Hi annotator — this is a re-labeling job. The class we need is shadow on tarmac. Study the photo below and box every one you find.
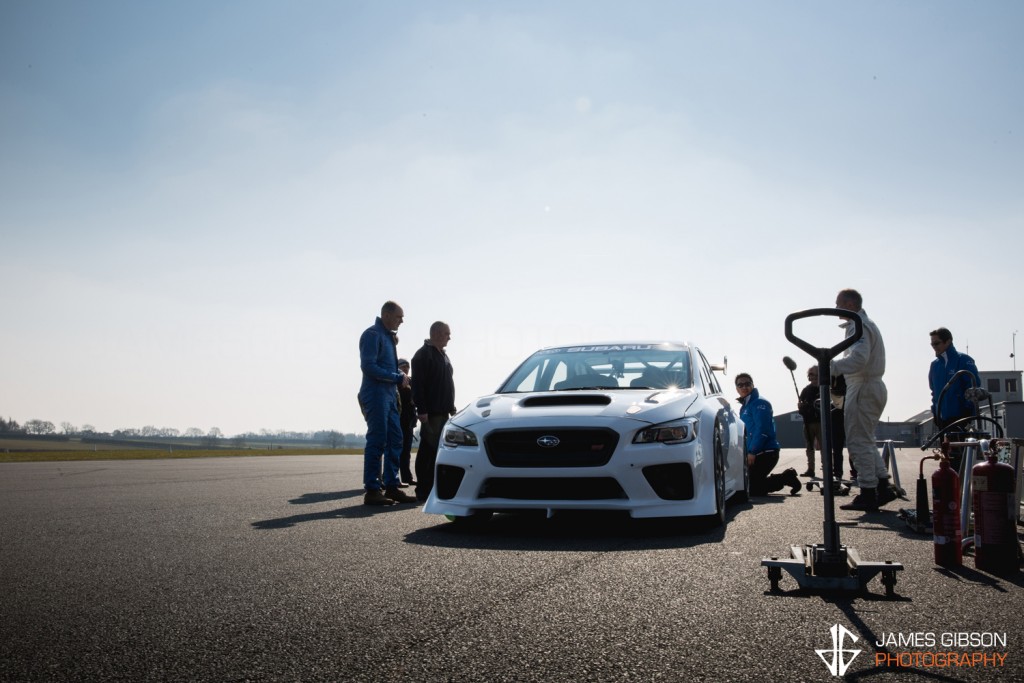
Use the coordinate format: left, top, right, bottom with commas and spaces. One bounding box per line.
287, 490, 361, 505
836, 596, 967, 683
251, 488, 416, 529
830, 508, 1024, 590
933, 563, 1024, 591
762, 583, 913, 603
401, 500, 759, 551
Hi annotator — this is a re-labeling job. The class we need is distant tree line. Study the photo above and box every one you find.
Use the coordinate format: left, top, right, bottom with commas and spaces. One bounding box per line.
1, 417, 362, 448
1, 417, 66, 435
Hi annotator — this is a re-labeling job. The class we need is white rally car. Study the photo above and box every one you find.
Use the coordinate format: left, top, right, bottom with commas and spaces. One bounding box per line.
423, 342, 748, 527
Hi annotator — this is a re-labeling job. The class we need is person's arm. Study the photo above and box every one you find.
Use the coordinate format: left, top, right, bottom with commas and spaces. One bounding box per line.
447, 359, 457, 415
798, 385, 816, 418
411, 349, 430, 418
832, 320, 873, 376
963, 356, 981, 389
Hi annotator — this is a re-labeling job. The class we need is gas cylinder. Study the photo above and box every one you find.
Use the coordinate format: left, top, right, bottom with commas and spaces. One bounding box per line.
971, 454, 1020, 576
931, 459, 961, 567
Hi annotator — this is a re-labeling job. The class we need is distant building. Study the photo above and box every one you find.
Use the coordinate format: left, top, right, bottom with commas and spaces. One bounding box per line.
979, 370, 1022, 404
775, 369, 1024, 450
775, 411, 809, 450
776, 411, 923, 449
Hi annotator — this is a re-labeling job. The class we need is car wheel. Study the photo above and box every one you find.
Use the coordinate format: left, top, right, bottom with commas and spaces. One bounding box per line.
703, 422, 727, 527
734, 439, 750, 504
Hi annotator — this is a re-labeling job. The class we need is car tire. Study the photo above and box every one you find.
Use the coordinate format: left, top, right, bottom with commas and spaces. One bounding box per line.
734, 440, 750, 504
703, 421, 727, 528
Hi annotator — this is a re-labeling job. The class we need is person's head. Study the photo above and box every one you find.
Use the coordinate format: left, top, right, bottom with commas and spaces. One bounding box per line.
735, 373, 754, 398
807, 366, 819, 382
835, 288, 862, 313
380, 301, 404, 331
929, 327, 953, 357
429, 321, 451, 350
397, 358, 410, 374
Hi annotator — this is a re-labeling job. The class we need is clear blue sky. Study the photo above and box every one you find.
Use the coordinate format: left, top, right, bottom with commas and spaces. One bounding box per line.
2, 1, 1021, 436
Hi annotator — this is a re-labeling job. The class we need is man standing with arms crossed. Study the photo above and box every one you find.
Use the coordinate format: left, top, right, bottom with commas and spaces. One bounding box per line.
358, 301, 417, 506
831, 289, 898, 512
412, 321, 456, 502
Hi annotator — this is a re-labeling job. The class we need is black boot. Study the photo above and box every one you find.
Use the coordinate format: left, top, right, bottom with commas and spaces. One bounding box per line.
384, 487, 419, 504
765, 468, 802, 496
875, 478, 898, 506
784, 468, 802, 495
840, 487, 878, 511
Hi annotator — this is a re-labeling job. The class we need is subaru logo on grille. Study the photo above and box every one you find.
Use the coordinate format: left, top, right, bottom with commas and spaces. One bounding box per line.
537, 435, 560, 448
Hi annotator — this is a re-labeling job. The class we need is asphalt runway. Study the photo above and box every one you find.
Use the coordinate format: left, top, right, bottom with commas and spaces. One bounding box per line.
2, 449, 1021, 682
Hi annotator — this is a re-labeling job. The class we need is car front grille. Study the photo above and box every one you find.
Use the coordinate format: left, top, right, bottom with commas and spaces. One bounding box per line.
484, 428, 619, 467
479, 477, 627, 500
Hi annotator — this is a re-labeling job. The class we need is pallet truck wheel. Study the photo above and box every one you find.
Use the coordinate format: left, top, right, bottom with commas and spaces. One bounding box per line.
767, 566, 782, 592
881, 570, 897, 598
805, 482, 813, 492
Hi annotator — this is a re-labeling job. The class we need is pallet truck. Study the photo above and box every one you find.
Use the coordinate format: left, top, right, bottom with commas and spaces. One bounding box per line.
762, 308, 903, 597
808, 440, 910, 498
806, 478, 852, 496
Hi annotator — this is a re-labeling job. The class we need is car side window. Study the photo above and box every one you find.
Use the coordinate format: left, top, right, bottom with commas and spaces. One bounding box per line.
697, 350, 721, 396
708, 362, 722, 395
695, 355, 710, 395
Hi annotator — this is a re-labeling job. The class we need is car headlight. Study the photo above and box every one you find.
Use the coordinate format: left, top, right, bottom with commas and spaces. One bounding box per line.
443, 424, 479, 447
633, 418, 698, 445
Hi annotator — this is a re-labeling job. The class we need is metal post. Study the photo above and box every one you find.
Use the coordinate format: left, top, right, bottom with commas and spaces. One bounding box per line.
880, 440, 903, 493
818, 360, 838, 554
959, 438, 978, 552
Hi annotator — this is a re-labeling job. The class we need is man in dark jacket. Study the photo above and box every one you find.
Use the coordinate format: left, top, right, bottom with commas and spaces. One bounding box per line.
358, 301, 417, 506
412, 321, 455, 502
797, 366, 821, 477
396, 358, 417, 485
929, 327, 981, 427
929, 327, 981, 471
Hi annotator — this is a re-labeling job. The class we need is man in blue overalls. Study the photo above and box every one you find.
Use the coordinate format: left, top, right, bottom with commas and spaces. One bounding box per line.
358, 301, 417, 506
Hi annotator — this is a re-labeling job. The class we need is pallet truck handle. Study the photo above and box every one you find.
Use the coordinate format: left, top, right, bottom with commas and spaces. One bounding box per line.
785, 307, 863, 558
763, 308, 903, 597
784, 308, 863, 364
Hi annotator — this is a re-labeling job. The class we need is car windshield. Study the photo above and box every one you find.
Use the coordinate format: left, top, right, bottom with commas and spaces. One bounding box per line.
497, 344, 692, 392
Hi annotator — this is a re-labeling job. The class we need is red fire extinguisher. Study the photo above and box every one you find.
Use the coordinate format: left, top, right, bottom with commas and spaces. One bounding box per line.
972, 453, 1020, 576
932, 458, 962, 567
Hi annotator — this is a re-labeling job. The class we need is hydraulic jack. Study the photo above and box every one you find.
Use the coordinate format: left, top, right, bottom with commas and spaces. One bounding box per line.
761, 308, 903, 597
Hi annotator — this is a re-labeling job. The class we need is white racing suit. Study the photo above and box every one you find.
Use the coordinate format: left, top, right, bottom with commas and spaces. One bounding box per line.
831, 309, 889, 489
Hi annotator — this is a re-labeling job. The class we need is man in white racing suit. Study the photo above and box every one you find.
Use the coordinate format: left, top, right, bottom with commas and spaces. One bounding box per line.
830, 288, 898, 511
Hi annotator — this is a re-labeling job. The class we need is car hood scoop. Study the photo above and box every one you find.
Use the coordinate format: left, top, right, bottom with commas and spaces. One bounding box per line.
520, 395, 612, 408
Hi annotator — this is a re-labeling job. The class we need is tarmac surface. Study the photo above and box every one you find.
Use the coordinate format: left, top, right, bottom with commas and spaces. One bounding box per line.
1, 448, 1022, 682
